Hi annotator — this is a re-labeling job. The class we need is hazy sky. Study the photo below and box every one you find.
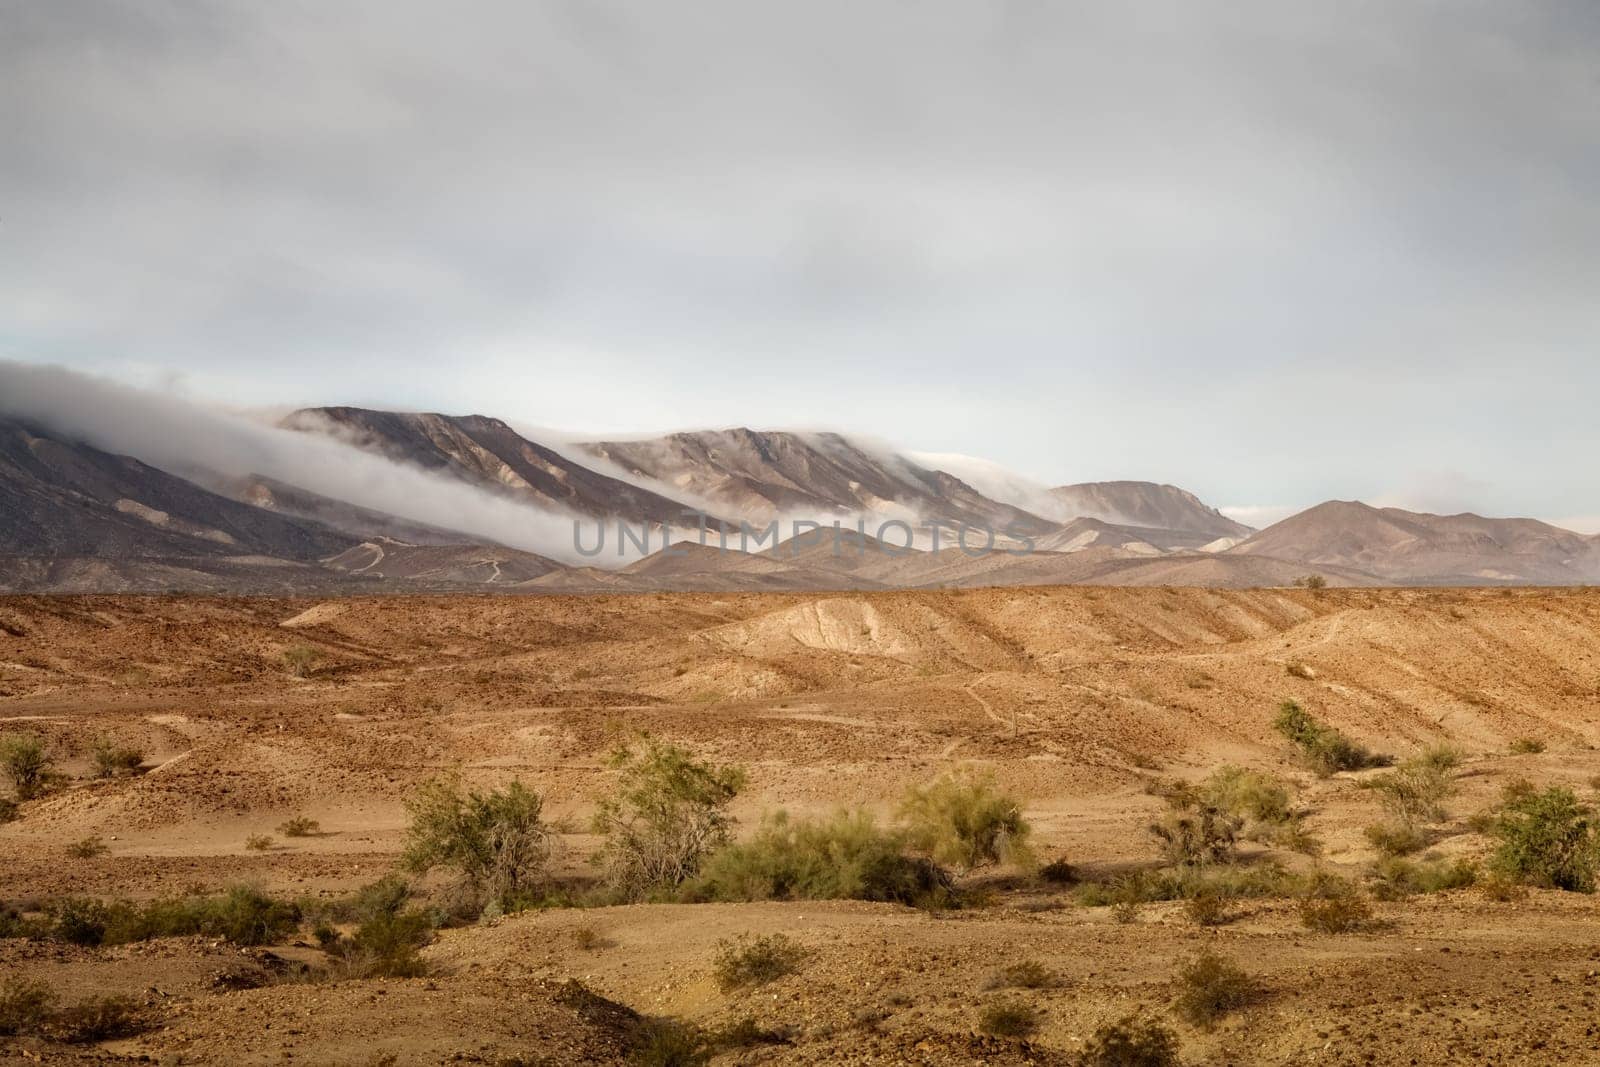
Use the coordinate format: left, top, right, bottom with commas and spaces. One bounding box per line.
4, 2, 1599, 528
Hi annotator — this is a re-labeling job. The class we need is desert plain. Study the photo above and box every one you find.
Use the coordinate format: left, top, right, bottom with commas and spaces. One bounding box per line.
4, 585, 1600, 1065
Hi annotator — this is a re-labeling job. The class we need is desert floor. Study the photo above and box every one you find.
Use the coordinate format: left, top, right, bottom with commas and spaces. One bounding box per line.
3, 586, 1600, 1064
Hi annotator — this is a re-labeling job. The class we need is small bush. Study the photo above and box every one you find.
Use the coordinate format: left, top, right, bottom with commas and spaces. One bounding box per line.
632, 1018, 709, 1066
1370, 856, 1477, 899
1416, 743, 1465, 772
691, 809, 954, 907
53, 995, 145, 1043
90, 737, 145, 778
49, 886, 299, 947
1076, 1012, 1181, 1066
592, 738, 744, 901
898, 767, 1033, 871
977, 999, 1041, 1039
1200, 766, 1292, 825
1294, 574, 1327, 590
1298, 876, 1372, 933
339, 910, 434, 978
712, 934, 805, 991
245, 833, 274, 851
281, 645, 319, 677
0, 797, 15, 824
1364, 821, 1429, 857
1173, 949, 1255, 1028
1183, 890, 1229, 926
1148, 787, 1241, 866
277, 815, 321, 837
0, 979, 56, 1036
1272, 700, 1388, 776
572, 925, 606, 951
1367, 757, 1456, 825
405, 775, 555, 911
1040, 857, 1077, 884
0, 733, 52, 800
67, 835, 108, 859
1509, 737, 1546, 755
1479, 873, 1528, 903
984, 959, 1056, 990
1490, 785, 1598, 892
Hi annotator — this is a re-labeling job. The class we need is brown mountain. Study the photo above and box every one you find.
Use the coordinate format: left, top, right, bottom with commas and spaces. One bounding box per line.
1049, 481, 1253, 540
285, 408, 700, 525
1227, 500, 1600, 584
581, 429, 1056, 535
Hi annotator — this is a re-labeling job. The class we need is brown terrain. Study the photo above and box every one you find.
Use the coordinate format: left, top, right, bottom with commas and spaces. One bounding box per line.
4, 586, 1600, 1064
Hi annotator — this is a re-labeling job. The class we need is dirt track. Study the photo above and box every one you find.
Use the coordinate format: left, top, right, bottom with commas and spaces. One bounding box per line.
3, 587, 1600, 1063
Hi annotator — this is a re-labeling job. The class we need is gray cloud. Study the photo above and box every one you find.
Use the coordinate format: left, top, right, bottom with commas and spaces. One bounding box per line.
3, 1, 1598, 522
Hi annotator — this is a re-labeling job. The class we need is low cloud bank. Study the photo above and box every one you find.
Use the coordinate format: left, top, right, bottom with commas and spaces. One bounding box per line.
0, 361, 600, 563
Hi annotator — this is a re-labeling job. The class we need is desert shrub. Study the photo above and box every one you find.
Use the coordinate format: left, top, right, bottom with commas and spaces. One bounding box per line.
1479, 873, 1528, 902
1367, 758, 1456, 824
1173, 949, 1255, 1028
632, 1018, 710, 1066
1298, 875, 1372, 933
898, 767, 1033, 871
0, 797, 15, 823
281, 644, 319, 677
1200, 766, 1292, 825
712, 934, 805, 991
0, 733, 52, 800
1370, 857, 1477, 899
90, 737, 145, 778
1294, 574, 1327, 590
0, 979, 56, 1036
52, 886, 299, 947
691, 809, 953, 907
984, 959, 1057, 990
1364, 821, 1429, 857
340, 910, 434, 978
1110, 895, 1142, 924
404, 775, 555, 911
53, 995, 145, 1043
245, 833, 274, 851
277, 815, 320, 837
1040, 857, 1077, 884
1272, 700, 1388, 776
67, 835, 108, 859
1509, 737, 1546, 755
1148, 787, 1241, 866
1076, 1012, 1181, 1066
592, 738, 744, 901
1416, 743, 1465, 772
705, 1016, 793, 1050
1490, 785, 1598, 892
977, 999, 1041, 1039
1183, 890, 1229, 926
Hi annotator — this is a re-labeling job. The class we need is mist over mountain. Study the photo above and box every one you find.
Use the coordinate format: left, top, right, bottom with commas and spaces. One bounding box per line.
1, 363, 1597, 593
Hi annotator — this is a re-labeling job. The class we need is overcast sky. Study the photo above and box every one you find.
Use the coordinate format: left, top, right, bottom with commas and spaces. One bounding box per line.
3, 1, 1599, 528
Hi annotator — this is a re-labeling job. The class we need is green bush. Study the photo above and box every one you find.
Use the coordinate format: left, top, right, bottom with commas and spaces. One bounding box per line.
404, 775, 554, 911
1200, 766, 1292, 824
1076, 862, 1293, 907
1272, 700, 1388, 776
977, 999, 1041, 1039
690, 809, 953, 907
90, 737, 145, 778
1183, 890, 1229, 926
281, 644, 319, 677
1076, 1012, 1181, 1066
277, 815, 320, 837
1173, 949, 1255, 1028
712, 933, 805, 991
592, 738, 744, 901
0, 733, 52, 800
898, 768, 1033, 871
49, 886, 299, 947
67, 835, 109, 859
1367, 757, 1456, 824
1490, 785, 1598, 892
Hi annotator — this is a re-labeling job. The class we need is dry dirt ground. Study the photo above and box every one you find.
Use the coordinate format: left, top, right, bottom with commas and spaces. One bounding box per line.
3, 587, 1600, 1064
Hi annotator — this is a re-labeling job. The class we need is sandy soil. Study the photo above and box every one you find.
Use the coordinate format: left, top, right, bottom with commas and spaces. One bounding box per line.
2, 586, 1600, 1064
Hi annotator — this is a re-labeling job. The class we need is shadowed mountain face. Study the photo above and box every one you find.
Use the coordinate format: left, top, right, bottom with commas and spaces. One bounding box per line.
0, 417, 353, 562
283, 408, 700, 526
